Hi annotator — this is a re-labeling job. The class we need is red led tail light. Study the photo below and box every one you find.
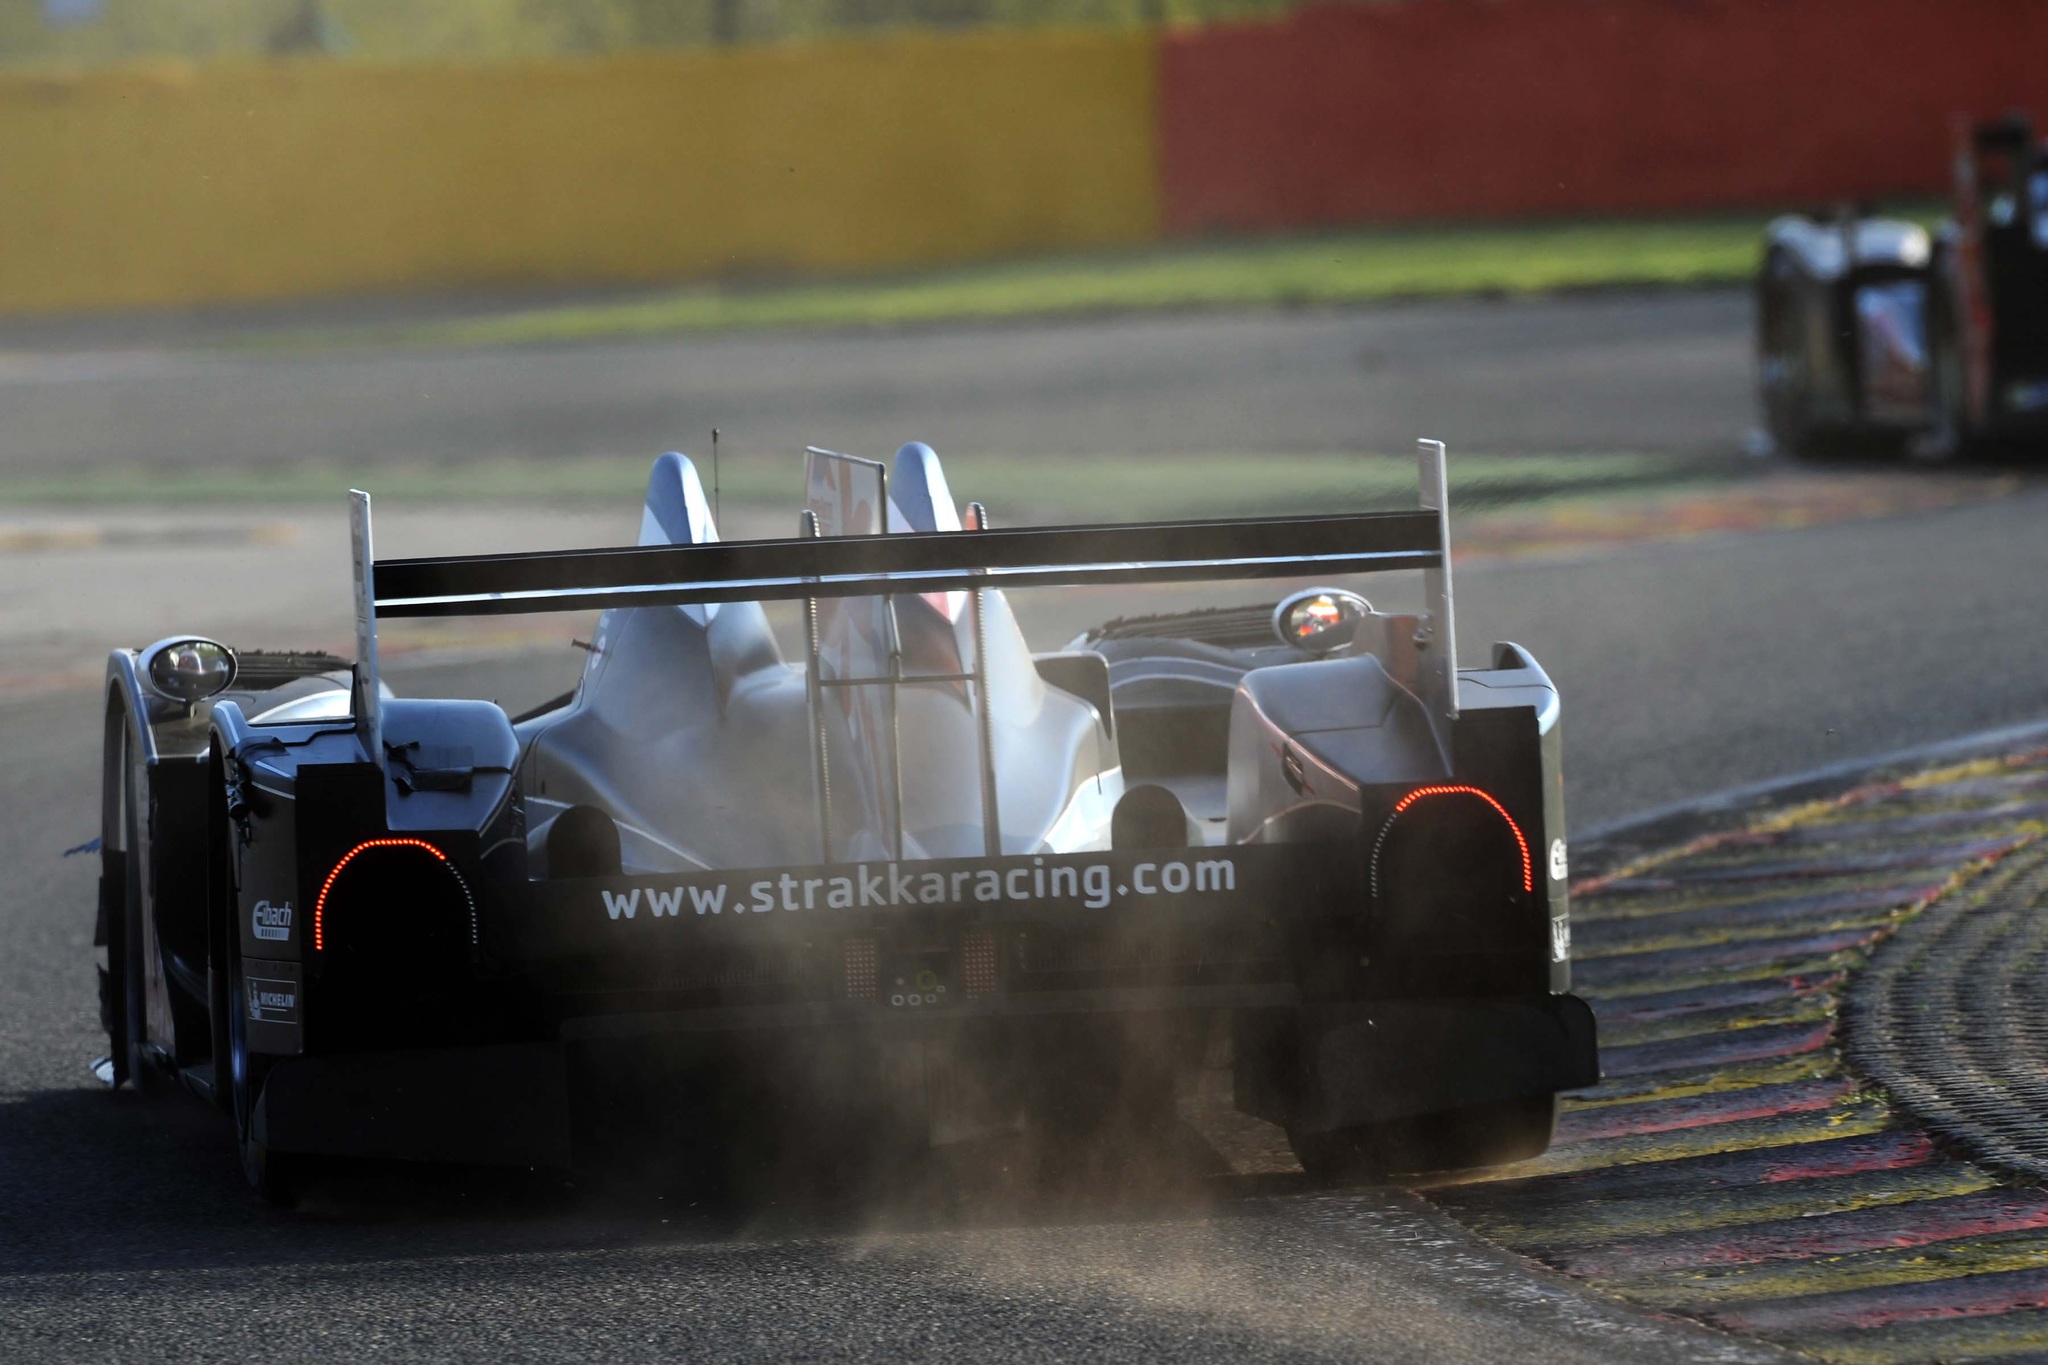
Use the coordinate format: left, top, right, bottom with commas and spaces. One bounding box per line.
313, 837, 467, 952
1383, 785, 1534, 894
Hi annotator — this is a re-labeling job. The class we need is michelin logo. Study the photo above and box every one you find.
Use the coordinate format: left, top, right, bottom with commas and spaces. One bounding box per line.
252, 899, 293, 942
246, 978, 297, 1024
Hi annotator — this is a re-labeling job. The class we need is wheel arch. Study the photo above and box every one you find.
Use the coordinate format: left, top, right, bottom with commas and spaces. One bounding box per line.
204, 742, 238, 1111
99, 661, 165, 1084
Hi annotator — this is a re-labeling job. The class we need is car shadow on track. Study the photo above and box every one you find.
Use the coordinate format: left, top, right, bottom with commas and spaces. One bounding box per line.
0, 1082, 1321, 1281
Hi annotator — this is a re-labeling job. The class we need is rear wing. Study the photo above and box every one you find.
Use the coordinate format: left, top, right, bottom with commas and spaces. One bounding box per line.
370, 514, 1443, 615
347, 438, 1461, 759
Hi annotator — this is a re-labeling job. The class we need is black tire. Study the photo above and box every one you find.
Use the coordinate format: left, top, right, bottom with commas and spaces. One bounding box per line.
227, 940, 309, 1207
1400, 1093, 1559, 1173
1291, 1093, 1558, 1184
1922, 246, 1975, 462
1758, 250, 1818, 458
1287, 1125, 1390, 1185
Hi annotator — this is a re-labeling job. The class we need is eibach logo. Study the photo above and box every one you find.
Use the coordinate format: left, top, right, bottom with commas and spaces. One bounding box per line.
252, 899, 293, 942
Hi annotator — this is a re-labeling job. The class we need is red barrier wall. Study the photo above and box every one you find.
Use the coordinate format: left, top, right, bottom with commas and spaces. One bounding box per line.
1160, 0, 2048, 233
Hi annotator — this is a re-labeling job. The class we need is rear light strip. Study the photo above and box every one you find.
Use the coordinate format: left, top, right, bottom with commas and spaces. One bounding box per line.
1374, 784, 1535, 898
313, 837, 471, 952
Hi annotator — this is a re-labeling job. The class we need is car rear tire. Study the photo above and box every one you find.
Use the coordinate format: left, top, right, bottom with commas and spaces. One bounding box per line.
1290, 1093, 1558, 1184
1758, 250, 1818, 458
1403, 1093, 1559, 1173
1287, 1125, 1390, 1184
1921, 245, 1976, 462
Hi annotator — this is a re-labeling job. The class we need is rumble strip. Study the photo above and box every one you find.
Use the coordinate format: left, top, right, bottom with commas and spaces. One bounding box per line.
1415, 750, 2048, 1365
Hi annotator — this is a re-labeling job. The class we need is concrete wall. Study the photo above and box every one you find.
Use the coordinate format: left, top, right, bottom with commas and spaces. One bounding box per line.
1159, 0, 2048, 233
0, 32, 1157, 313
8, 1, 2048, 314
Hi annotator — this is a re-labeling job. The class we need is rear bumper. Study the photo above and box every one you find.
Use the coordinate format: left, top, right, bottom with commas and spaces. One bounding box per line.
252, 990, 1598, 1166
556, 982, 1299, 1041
251, 994, 1271, 1167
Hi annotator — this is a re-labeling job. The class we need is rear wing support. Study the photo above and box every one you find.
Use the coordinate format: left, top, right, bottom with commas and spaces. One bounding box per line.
796, 451, 1004, 863
1416, 438, 1458, 726
965, 502, 1002, 858
797, 508, 833, 862
348, 490, 384, 771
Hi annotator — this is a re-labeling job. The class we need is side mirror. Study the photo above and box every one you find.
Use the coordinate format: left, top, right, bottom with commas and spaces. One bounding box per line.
1272, 589, 1370, 656
140, 637, 238, 705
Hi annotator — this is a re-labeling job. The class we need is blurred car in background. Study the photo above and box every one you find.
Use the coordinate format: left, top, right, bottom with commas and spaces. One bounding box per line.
1758, 114, 2048, 458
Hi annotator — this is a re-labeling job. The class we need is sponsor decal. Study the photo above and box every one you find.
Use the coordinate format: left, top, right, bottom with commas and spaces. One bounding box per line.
246, 977, 298, 1024
251, 899, 293, 942
596, 854, 1243, 922
1550, 917, 1572, 964
1548, 838, 1569, 882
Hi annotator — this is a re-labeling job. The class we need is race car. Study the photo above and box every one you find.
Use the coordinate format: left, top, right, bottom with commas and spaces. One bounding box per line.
1758, 114, 2048, 458
94, 439, 1596, 1203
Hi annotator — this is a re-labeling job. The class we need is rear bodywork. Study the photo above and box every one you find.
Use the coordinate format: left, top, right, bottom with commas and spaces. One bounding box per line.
1758, 114, 2048, 456
98, 440, 1596, 1184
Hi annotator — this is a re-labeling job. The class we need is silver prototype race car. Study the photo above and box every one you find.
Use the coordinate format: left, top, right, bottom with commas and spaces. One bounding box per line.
96, 439, 1597, 1202
1759, 114, 2048, 458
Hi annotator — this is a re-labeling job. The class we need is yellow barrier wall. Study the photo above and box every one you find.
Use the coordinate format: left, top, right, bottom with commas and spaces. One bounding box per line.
0, 32, 1157, 314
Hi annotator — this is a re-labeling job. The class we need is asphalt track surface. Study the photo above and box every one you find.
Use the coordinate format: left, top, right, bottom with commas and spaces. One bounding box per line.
2, 292, 2045, 1362
0, 289, 1753, 474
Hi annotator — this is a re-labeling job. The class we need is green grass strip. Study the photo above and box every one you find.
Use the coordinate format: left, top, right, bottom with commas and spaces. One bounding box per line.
294, 216, 1787, 350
